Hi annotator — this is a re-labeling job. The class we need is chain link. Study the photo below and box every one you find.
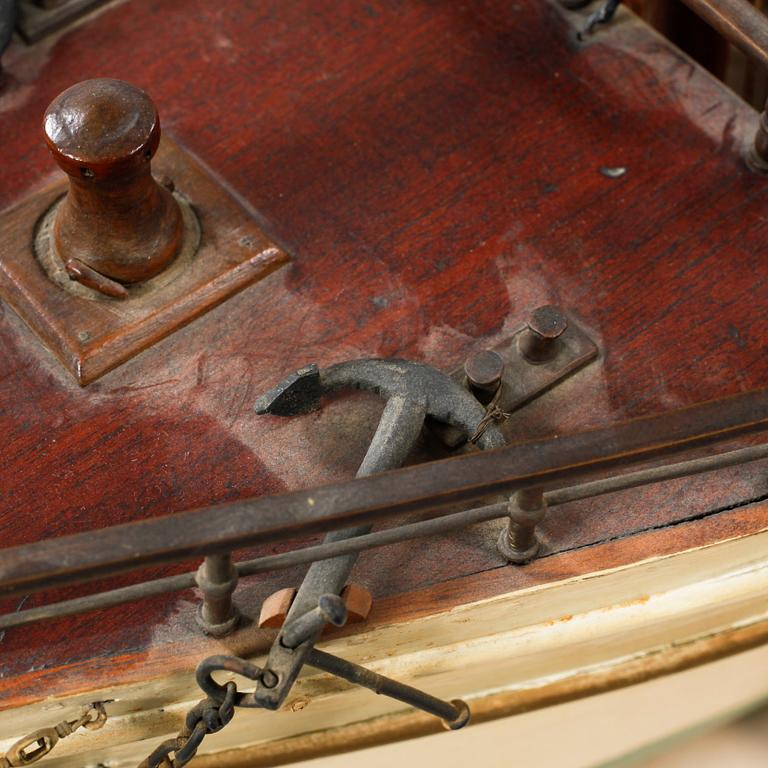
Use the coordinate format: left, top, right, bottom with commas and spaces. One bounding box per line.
0, 702, 107, 767
138, 681, 236, 768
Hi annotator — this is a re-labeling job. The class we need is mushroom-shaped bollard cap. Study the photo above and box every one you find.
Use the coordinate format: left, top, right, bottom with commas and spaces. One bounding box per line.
44, 78, 161, 180
43, 78, 183, 290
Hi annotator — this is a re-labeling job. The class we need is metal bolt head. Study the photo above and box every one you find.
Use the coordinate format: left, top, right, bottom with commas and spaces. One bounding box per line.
442, 700, 471, 730
519, 305, 568, 363
527, 305, 567, 340
318, 593, 348, 627
261, 669, 279, 689
464, 349, 504, 392
497, 525, 541, 564
497, 490, 547, 564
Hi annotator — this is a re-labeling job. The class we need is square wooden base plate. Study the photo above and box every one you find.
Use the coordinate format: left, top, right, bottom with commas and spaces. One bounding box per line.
0, 137, 289, 385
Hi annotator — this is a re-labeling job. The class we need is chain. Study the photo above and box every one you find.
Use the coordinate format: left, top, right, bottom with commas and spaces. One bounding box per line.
140, 639, 465, 765
138, 682, 236, 768
469, 382, 510, 444
139, 654, 267, 767
0, 702, 107, 767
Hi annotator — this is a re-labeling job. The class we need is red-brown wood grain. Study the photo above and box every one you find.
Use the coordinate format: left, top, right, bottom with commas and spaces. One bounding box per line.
0, 0, 767, 709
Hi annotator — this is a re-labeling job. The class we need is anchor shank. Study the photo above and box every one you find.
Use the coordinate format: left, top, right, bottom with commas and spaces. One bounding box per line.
256, 395, 427, 708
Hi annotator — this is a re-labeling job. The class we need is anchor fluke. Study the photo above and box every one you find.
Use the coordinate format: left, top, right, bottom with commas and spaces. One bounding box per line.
254, 364, 322, 416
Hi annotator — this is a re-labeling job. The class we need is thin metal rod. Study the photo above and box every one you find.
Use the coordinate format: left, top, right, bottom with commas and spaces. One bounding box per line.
0, 442, 766, 632
306, 648, 470, 729
0, 504, 505, 631
546, 443, 768, 506
239, 502, 501, 575
677, 0, 768, 72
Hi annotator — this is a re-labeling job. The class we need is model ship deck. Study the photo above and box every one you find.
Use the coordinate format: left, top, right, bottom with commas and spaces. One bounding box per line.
0, 0, 768, 763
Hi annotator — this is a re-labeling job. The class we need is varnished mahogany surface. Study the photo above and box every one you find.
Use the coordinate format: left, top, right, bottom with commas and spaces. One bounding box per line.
1, 0, 767, 707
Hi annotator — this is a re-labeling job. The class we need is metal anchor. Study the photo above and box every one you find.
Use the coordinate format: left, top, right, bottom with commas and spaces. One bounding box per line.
252, 357, 505, 720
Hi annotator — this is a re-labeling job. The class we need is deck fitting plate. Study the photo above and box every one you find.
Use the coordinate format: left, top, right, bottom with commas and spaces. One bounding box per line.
430, 316, 599, 448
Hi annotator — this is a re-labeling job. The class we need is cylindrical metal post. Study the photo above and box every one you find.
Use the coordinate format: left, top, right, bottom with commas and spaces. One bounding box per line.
195, 553, 240, 637
464, 349, 505, 403
517, 306, 568, 363
497, 487, 547, 563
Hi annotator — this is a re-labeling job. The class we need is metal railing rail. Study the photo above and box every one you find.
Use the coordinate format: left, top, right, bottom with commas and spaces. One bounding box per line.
1, 387, 768, 629
0, 440, 766, 631
679, 0, 768, 72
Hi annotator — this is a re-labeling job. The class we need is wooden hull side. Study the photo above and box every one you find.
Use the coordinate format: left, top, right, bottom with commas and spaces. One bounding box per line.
1, 504, 766, 765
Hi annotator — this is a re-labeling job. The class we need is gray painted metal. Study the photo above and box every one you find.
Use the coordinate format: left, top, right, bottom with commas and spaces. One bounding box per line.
254, 357, 504, 709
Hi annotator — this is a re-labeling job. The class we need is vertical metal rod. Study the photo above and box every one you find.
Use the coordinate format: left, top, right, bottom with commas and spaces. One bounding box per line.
195, 553, 240, 637
306, 648, 471, 730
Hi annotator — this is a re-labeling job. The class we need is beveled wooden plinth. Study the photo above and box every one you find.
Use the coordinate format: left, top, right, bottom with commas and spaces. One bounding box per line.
0, 136, 289, 385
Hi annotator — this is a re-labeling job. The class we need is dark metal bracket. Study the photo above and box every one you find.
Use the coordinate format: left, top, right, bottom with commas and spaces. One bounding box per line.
195, 601, 469, 740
